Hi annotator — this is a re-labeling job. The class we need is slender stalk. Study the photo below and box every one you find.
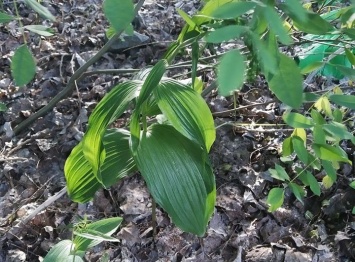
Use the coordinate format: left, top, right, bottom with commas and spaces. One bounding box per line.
152, 197, 157, 239
14, 0, 145, 135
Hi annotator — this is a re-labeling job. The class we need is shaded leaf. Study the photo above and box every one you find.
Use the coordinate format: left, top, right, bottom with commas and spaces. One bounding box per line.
267, 54, 303, 108
217, 50, 245, 96
211, 1, 257, 19
292, 12, 334, 34
135, 124, 215, 236
24, 0, 56, 21
23, 25, 55, 36
154, 79, 215, 151
329, 94, 355, 109
103, 0, 134, 33
0, 12, 14, 23
269, 164, 290, 182
11, 45, 36, 86
282, 137, 293, 156
288, 182, 305, 204
206, 25, 247, 43
0, 102, 7, 112
298, 171, 321, 196
292, 136, 308, 164
322, 160, 337, 182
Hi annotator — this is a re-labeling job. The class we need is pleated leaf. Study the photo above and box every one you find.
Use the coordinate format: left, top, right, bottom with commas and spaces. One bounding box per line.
66, 128, 137, 203
74, 217, 122, 251
43, 240, 83, 262
82, 81, 140, 184
135, 124, 216, 236
154, 79, 215, 151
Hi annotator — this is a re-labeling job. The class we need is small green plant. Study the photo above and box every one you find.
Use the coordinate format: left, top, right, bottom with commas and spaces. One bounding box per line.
44, 216, 122, 261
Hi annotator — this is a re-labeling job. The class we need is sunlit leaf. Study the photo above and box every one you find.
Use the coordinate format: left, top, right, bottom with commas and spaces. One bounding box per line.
135, 124, 215, 236
267, 188, 284, 212
314, 96, 332, 117
81, 81, 140, 184
217, 50, 245, 96
65, 129, 137, 203
44, 240, 83, 262
283, 112, 313, 128
313, 144, 350, 164
74, 217, 122, 251
11, 45, 36, 86
322, 175, 334, 189
282, 137, 293, 156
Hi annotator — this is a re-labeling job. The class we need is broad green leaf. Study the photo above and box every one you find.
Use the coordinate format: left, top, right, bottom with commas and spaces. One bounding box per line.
282, 137, 293, 156
298, 171, 321, 196
267, 54, 303, 108
23, 25, 55, 36
288, 182, 305, 204
313, 125, 326, 145
333, 64, 355, 80
44, 240, 83, 262
292, 136, 308, 164
280, 0, 307, 22
0, 12, 14, 23
283, 112, 313, 128
332, 108, 343, 123
262, 6, 292, 45
206, 25, 247, 43
267, 188, 284, 212
217, 50, 245, 96
313, 144, 350, 164
11, 45, 36, 86
322, 160, 337, 182
74, 217, 122, 251
103, 0, 134, 33
323, 122, 355, 142
130, 60, 167, 153
291, 12, 334, 34
342, 28, 355, 39
74, 230, 120, 242
24, 0, 56, 22
211, 1, 257, 19
65, 129, 137, 203
0, 102, 7, 112
350, 181, 355, 189
269, 164, 290, 181
250, 32, 277, 74
82, 81, 140, 184
303, 92, 321, 103
135, 124, 215, 236
311, 109, 326, 125
154, 79, 215, 151
329, 94, 355, 109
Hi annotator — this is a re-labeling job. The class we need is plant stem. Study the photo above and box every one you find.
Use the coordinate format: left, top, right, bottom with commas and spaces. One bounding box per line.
152, 197, 157, 239
13, 0, 146, 135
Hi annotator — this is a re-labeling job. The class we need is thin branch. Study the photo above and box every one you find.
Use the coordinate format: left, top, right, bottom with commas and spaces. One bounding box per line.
13, 0, 146, 135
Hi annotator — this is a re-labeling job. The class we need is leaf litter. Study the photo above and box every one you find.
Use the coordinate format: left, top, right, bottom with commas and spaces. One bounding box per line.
0, 0, 355, 261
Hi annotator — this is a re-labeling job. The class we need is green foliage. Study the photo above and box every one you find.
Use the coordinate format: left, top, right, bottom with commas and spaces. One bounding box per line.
44, 217, 122, 261
10, 45, 36, 86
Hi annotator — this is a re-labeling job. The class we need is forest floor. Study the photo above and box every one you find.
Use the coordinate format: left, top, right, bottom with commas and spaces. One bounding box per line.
1, 0, 355, 261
